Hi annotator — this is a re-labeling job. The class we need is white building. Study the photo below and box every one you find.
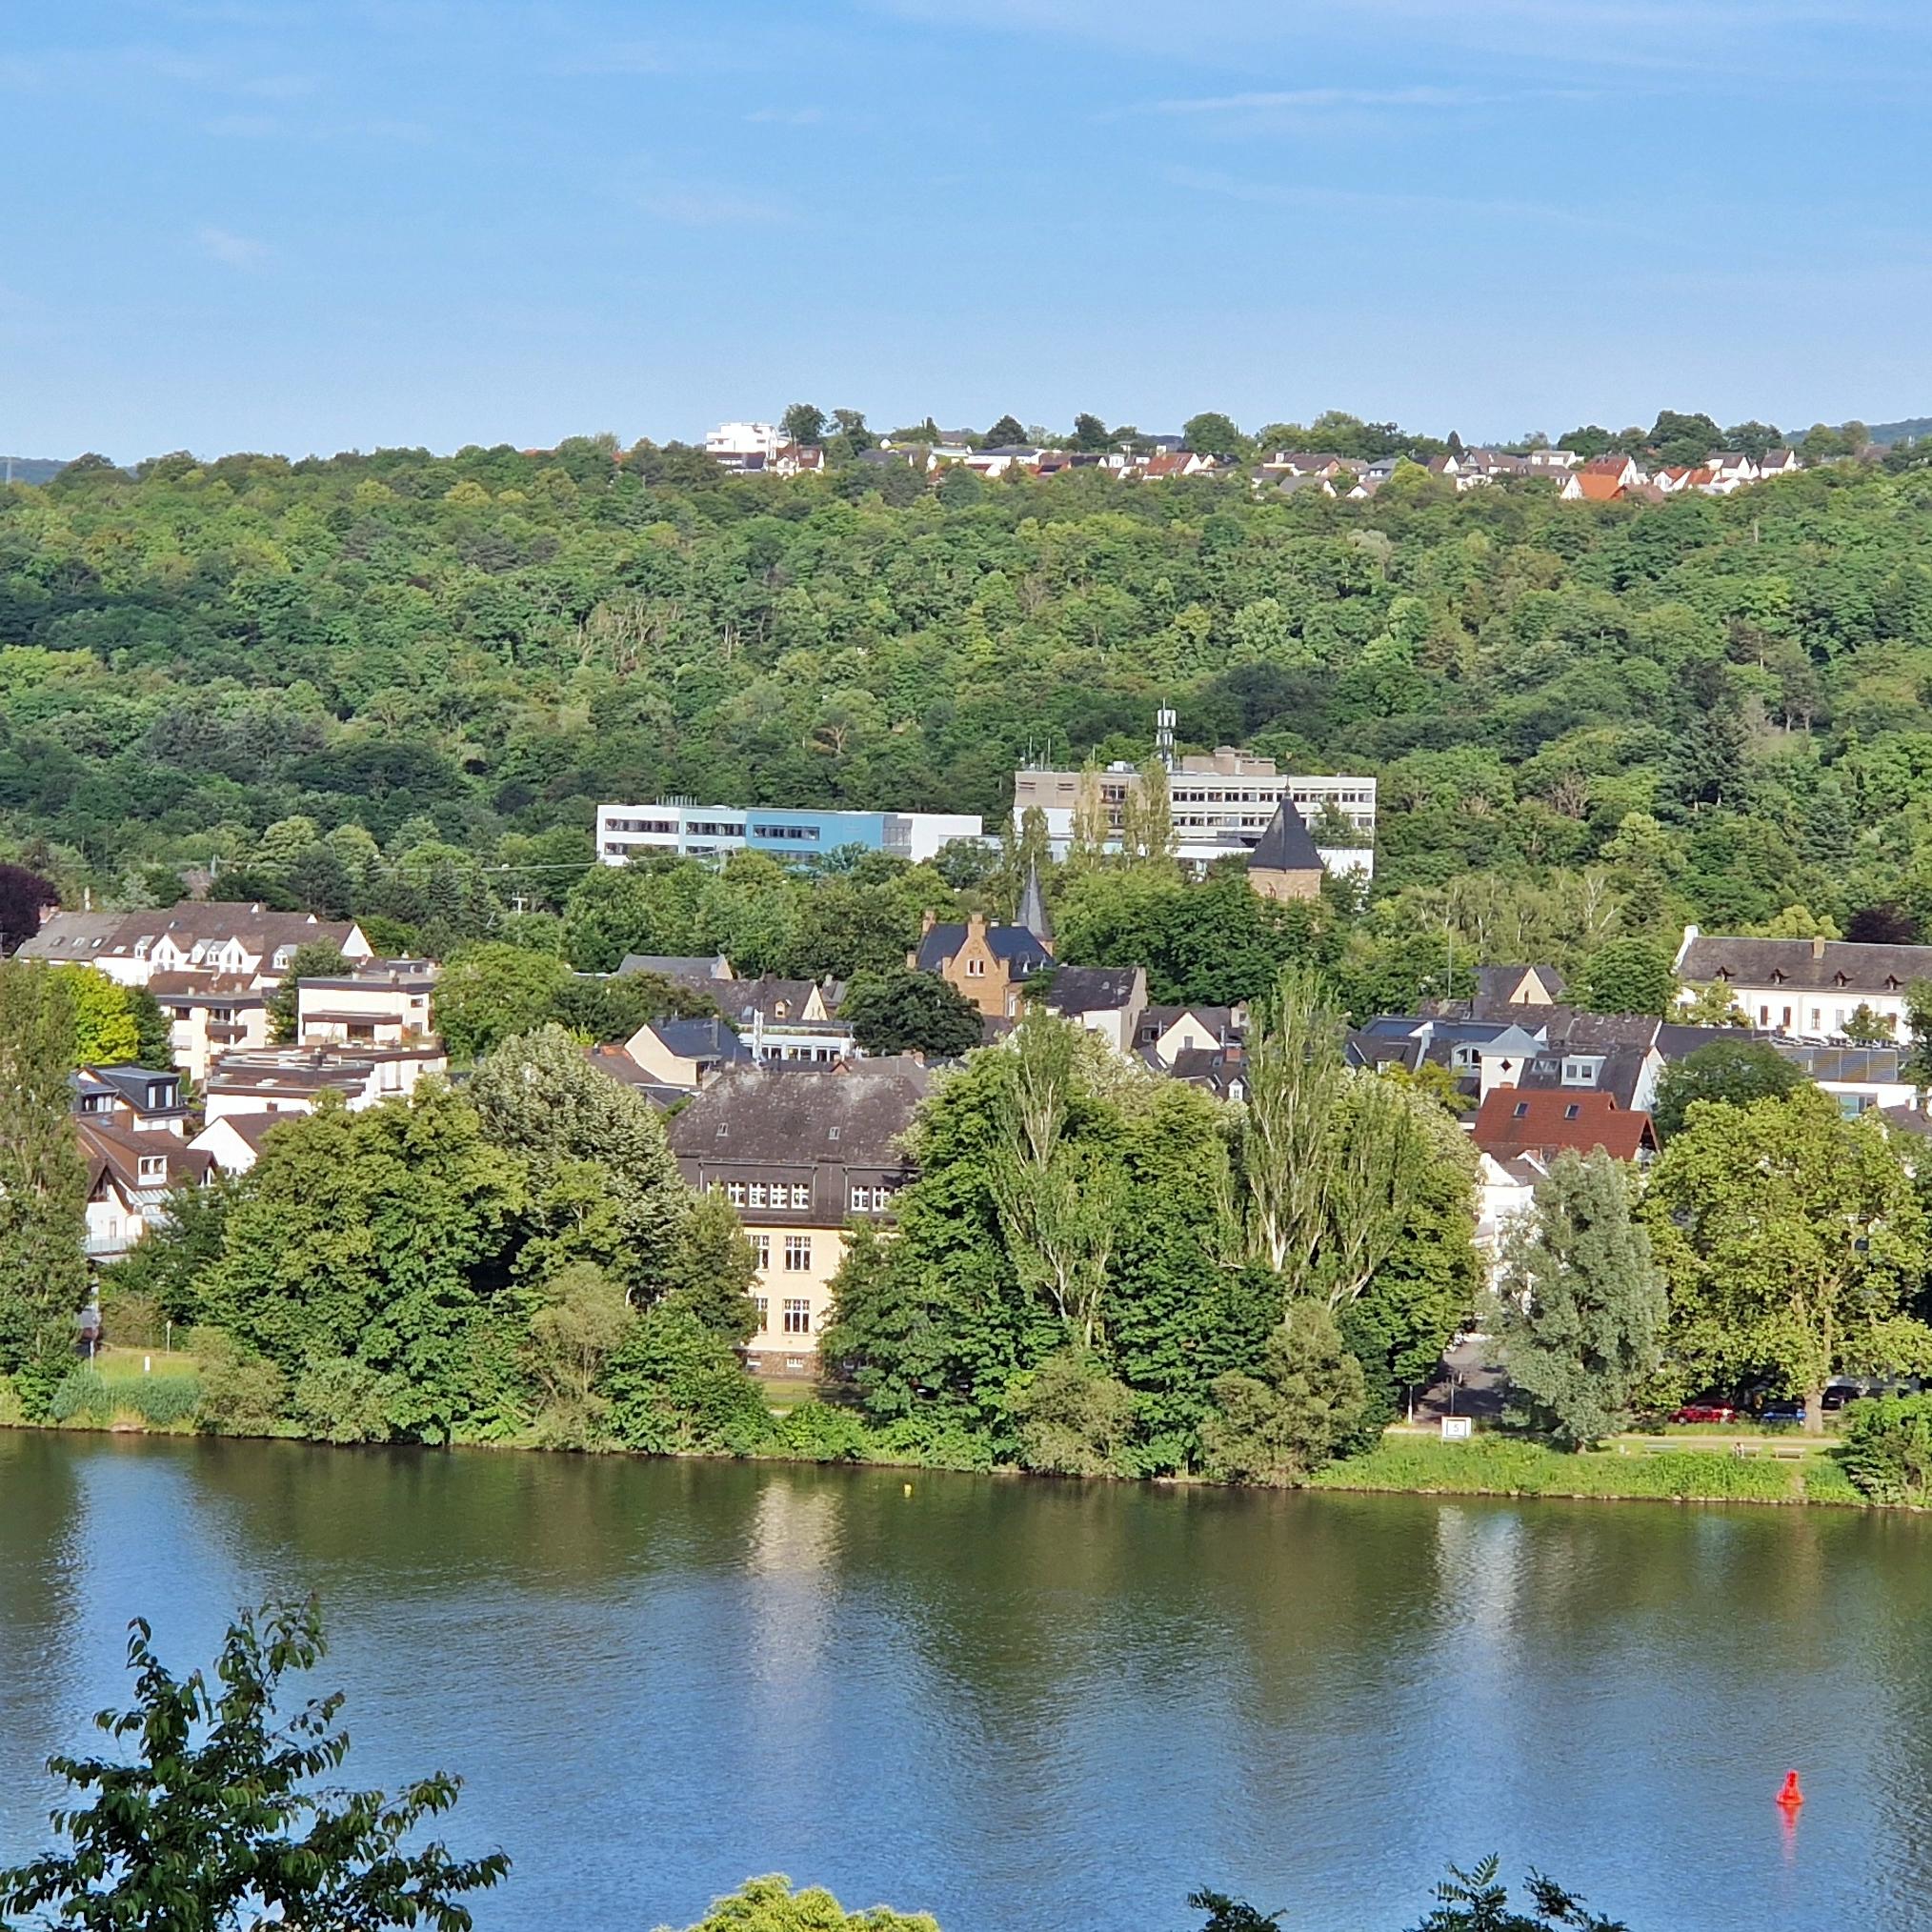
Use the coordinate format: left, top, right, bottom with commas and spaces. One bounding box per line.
595, 802, 982, 867
1675, 926, 1932, 1040
705, 421, 784, 465
1012, 729, 1376, 878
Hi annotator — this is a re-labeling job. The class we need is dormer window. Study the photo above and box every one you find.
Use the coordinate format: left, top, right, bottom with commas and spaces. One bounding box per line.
1834, 973, 1848, 988
137, 1156, 166, 1180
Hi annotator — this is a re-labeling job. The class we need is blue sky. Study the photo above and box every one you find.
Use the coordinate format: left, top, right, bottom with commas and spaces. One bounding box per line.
5, 0, 1930, 459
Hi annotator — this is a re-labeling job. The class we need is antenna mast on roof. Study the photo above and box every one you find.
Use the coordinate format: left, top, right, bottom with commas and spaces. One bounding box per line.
1155, 705, 1177, 773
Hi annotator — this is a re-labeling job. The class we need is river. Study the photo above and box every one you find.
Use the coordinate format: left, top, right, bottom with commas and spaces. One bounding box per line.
3, 1434, 1930, 1932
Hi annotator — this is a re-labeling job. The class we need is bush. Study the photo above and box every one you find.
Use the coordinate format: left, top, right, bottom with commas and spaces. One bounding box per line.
1837, 1395, 1932, 1504
97, 1284, 166, 1349
50, 1368, 114, 1425
773, 1400, 876, 1463
1200, 1301, 1369, 1484
1002, 1348, 1137, 1477
601, 1309, 772, 1456
872, 1413, 996, 1472
124, 1375, 202, 1427
292, 1358, 394, 1444
191, 1327, 288, 1437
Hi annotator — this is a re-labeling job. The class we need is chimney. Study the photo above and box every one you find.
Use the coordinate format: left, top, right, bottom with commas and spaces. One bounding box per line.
1812, 935, 1827, 961
920, 910, 936, 936
967, 912, 986, 939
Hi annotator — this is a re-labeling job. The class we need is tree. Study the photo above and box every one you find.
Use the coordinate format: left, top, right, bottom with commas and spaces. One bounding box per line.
658, 1188, 760, 1343
1238, 967, 1344, 1278
433, 943, 572, 1060
1650, 1038, 1803, 1139
1491, 1151, 1664, 1448
53, 964, 141, 1064
601, 1306, 771, 1454
1573, 939, 1676, 1016
1070, 412, 1111, 452
1182, 412, 1246, 459
990, 1014, 1125, 1349
469, 1024, 689, 1296
673, 1876, 936, 1932
126, 986, 174, 1069
0, 961, 88, 1414
1846, 902, 1917, 945
196, 1086, 523, 1441
0, 1602, 507, 1932
523, 1258, 635, 1442
1002, 1345, 1137, 1476
981, 413, 1027, 447
1198, 1301, 1368, 1483
1842, 1003, 1895, 1046
780, 402, 827, 447
1405, 1856, 1628, 1932
1645, 1085, 1932, 1432
841, 968, 982, 1058
267, 941, 349, 1043
0, 861, 58, 953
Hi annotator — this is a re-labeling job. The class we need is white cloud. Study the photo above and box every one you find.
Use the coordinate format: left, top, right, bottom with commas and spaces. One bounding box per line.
746, 106, 824, 125
195, 224, 268, 267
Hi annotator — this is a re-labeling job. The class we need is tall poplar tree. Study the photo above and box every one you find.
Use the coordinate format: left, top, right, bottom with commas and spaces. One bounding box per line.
0, 961, 88, 1413
1493, 1150, 1665, 1448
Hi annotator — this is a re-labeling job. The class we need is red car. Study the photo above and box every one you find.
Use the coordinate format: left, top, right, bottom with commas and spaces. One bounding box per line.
1674, 1400, 1738, 1424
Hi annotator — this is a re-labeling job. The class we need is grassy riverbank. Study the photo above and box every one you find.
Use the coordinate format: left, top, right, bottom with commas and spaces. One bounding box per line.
1310, 1434, 1867, 1506
6, 1365, 1882, 1509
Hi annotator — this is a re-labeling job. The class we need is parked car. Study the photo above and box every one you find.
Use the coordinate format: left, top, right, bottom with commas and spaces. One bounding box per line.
1674, 1400, 1739, 1424
1821, 1380, 1867, 1412
1759, 1399, 1807, 1427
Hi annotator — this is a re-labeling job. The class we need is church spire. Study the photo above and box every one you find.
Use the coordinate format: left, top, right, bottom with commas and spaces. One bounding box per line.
1016, 857, 1053, 948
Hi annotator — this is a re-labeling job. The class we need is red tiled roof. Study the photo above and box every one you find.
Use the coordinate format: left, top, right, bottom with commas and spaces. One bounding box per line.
1574, 473, 1625, 502
1471, 1087, 1657, 1161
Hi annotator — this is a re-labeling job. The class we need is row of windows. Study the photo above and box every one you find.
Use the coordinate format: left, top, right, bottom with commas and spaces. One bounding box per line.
751, 824, 820, 841
604, 817, 678, 835
751, 1297, 814, 1335
724, 1180, 814, 1211
719, 1180, 897, 1212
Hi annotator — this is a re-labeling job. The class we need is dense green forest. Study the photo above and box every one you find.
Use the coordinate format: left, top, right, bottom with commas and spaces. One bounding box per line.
8, 444, 1932, 981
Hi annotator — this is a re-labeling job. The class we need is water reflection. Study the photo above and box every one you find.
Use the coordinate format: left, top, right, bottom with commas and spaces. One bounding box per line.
4, 1439, 1932, 1932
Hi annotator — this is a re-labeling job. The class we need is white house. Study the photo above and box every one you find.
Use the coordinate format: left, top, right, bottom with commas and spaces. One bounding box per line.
1675, 925, 1932, 1040
20, 904, 370, 991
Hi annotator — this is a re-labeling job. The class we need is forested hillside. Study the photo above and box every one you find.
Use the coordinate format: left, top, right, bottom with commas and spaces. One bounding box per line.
7, 444, 1932, 958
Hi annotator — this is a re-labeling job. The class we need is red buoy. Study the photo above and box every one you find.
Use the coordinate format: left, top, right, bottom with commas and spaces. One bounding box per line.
1777, 1771, 1804, 1808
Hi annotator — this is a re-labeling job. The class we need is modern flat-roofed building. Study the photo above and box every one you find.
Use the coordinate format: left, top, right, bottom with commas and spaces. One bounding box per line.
595, 802, 982, 867
1011, 715, 1375, 877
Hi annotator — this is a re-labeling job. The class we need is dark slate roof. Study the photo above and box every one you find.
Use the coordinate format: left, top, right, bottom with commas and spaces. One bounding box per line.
616, 954, 731, 981
1549, 1012, 1660, 1052
666, 1062, 930, 1168
1248, 801, 1323, 875
914, 923, 1053, 975
1042, 966, 1142, 1016
1678, 933, 1932, 996
652, 1016, 751, 1062
1518, 1044, 1651, 1111
1164, 1045, 1247, 1096
1654, 1021, 1782, 1060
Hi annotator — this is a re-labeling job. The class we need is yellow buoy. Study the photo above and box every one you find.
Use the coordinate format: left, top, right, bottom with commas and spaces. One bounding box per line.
903, 1482, 914, 1497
